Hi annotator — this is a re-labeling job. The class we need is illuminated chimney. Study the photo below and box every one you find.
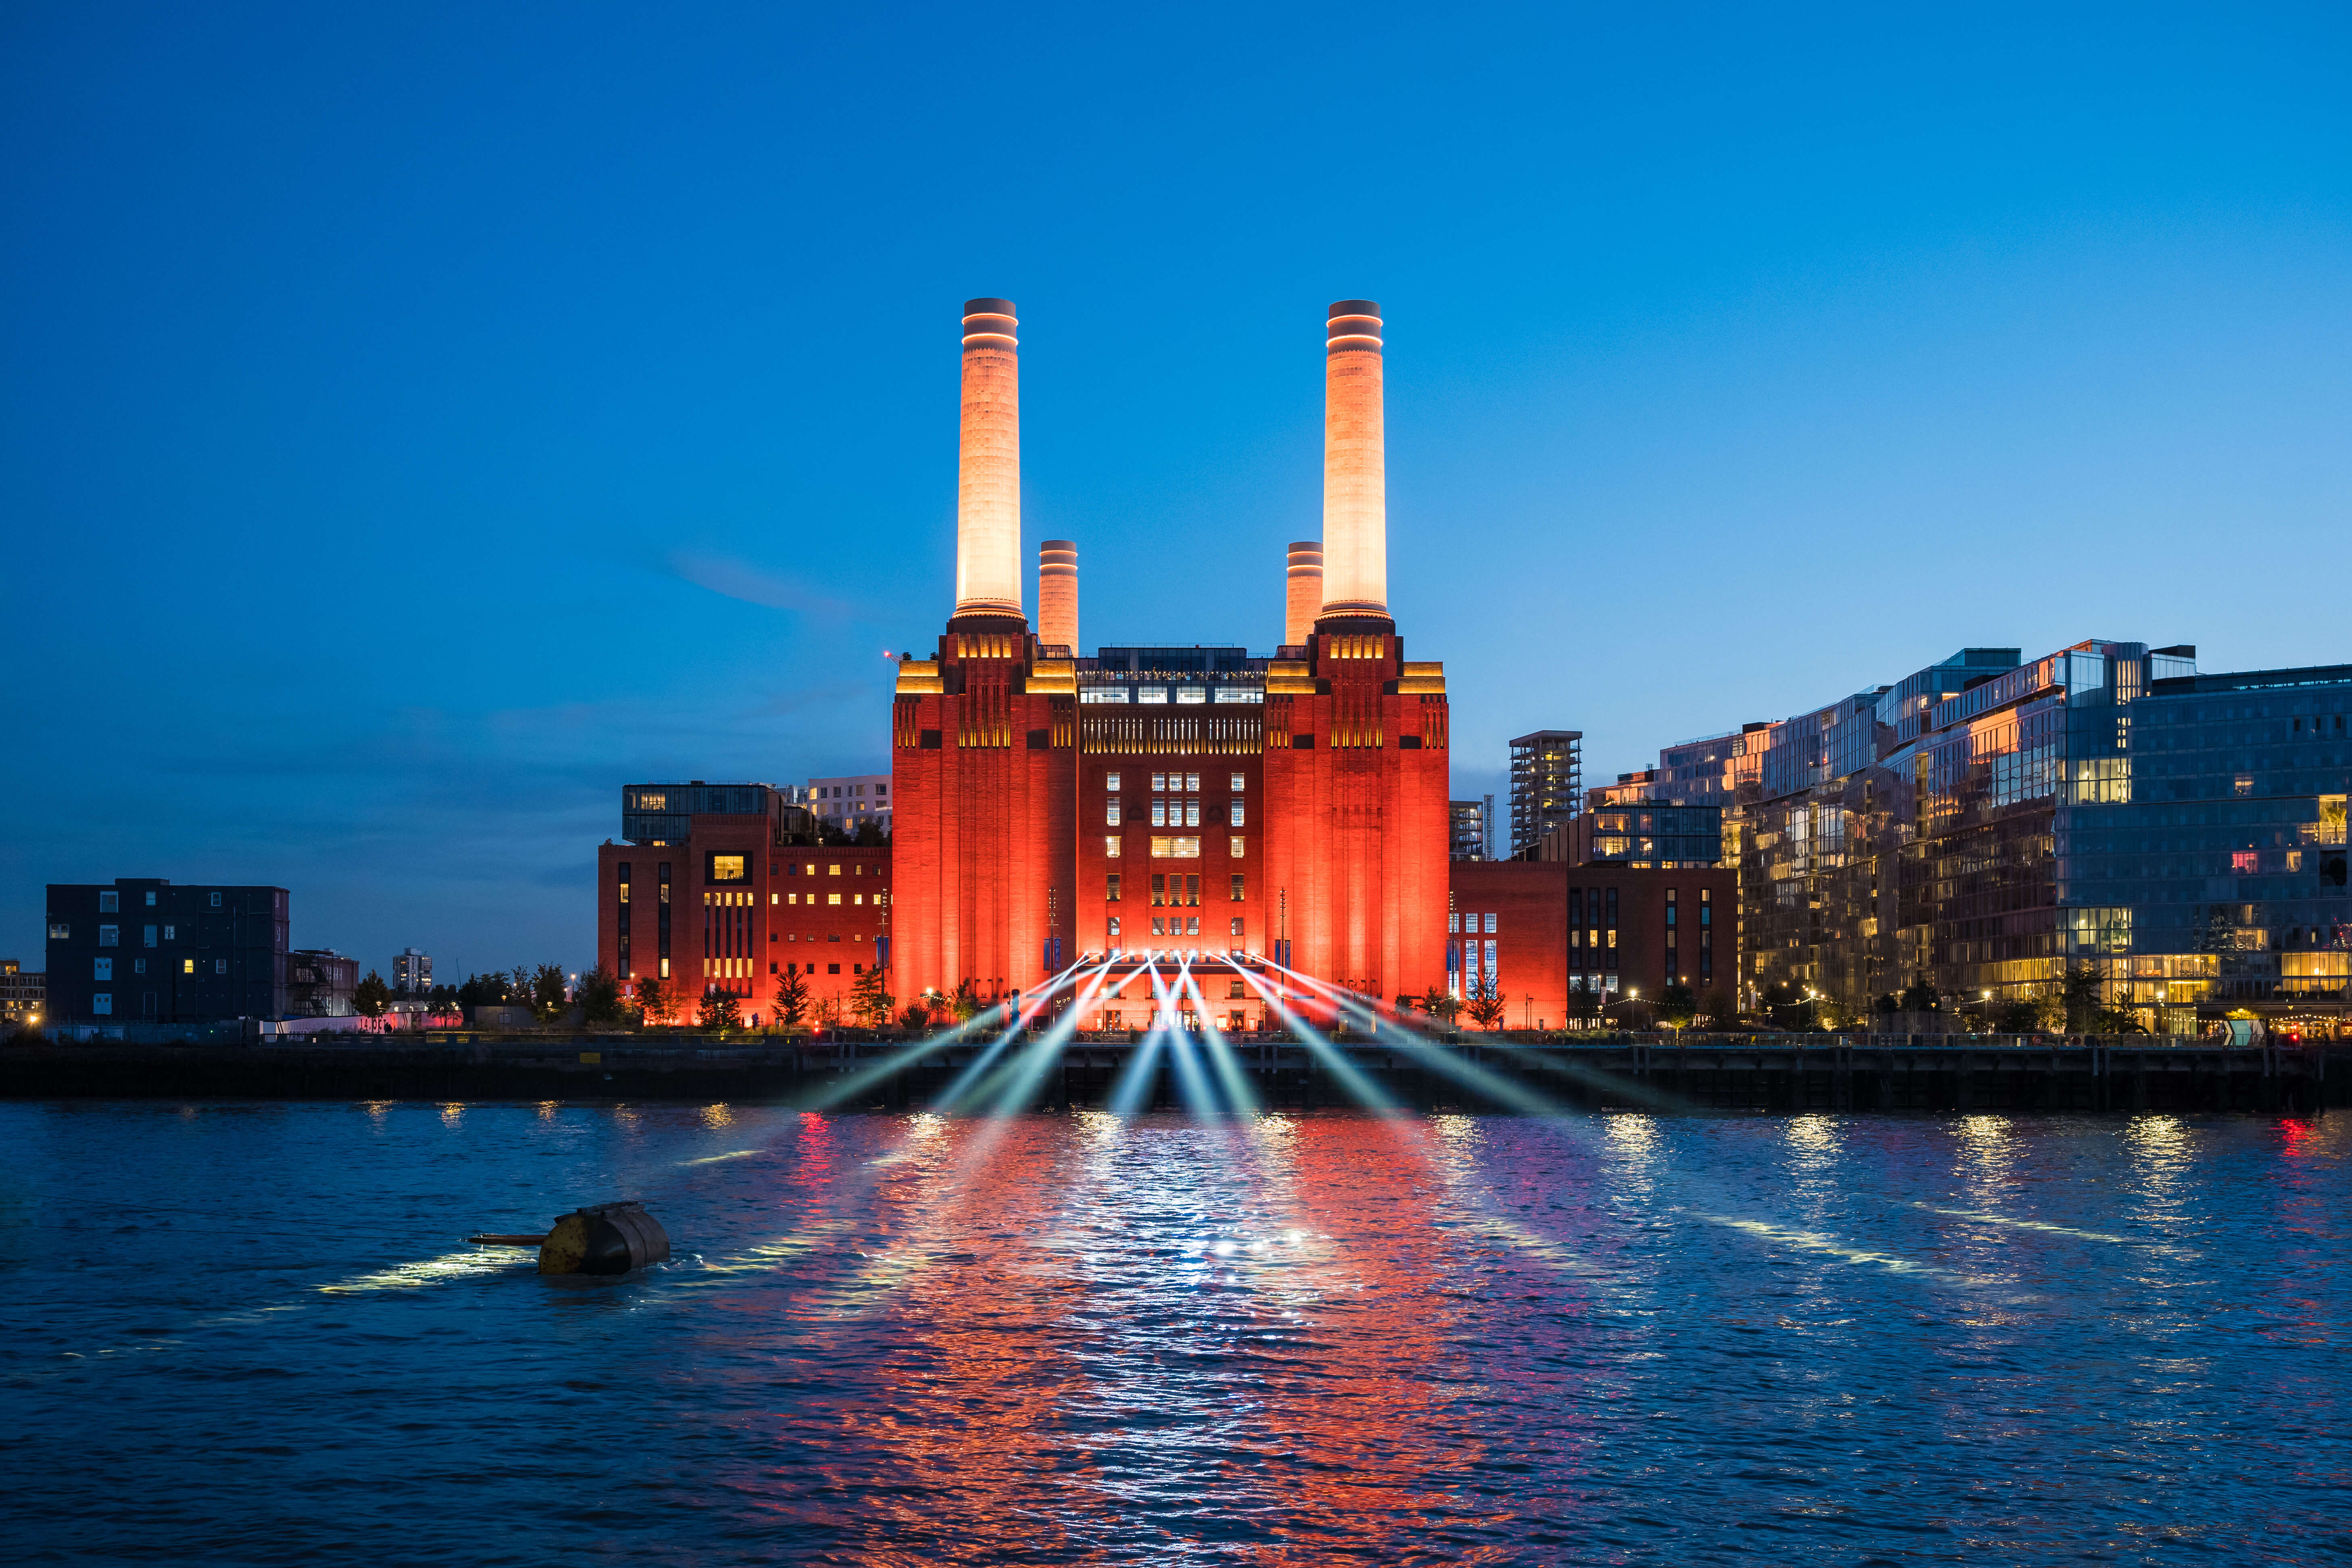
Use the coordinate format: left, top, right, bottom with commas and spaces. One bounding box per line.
1285, 541, 1323, 648
954, 298, 1023, 621
1038, 539, 1078, 651
1319, 299, 1386, 621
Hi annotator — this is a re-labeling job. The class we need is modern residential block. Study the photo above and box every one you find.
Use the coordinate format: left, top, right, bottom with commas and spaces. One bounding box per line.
44, 879, 289, 1024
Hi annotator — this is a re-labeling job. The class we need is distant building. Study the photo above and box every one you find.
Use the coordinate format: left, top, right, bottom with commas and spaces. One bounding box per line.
44, 879, 289, 1024
598, 782, 887, 1021
1508, 731, 1582, 859
1448, 799, 1490, 861
1543, 801, 1724, 868
0, 961, 43, 1026
808, 773, 891, 837
287, 950, 359, 1017
1452, 858, 1735, 1025
393, 946, 431, 994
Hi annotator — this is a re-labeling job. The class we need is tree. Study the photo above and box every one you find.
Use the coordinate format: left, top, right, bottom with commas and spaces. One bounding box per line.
577, 966, 624, 1026
853, 817, 890, 848
1462, 977, 1507, 1031
1418, 985, 1462, 1026
510, 965, 533, 1006
1994, 998, 2044, 1033
427, 982, 461, 1012
635, 975, 674, 1027
1700, 987, 1734, 1028
1567, 986, 1602, 1027
850, 964, 894, 1029
949, 978, 981, 1022
1656, 981, 1697, 1027
352, 970, 392, 1019
895, 1000, 934, 1032
2059, 963, 2105, 1033
696, 989, 742, 1033
531, 963, 569, 1023
772, 968, 811, 1029
1897, 977, 1939, 1014
457, 971, 509, 1009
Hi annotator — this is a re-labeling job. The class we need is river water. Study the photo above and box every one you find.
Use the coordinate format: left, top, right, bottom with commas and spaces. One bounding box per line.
1, 1102, 2345, 1564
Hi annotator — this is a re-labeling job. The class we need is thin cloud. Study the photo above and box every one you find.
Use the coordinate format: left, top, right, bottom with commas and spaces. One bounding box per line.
669, 551, 858, 620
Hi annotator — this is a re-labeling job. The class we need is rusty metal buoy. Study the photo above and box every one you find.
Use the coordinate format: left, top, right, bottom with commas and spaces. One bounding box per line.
467, 1200, 670, 1275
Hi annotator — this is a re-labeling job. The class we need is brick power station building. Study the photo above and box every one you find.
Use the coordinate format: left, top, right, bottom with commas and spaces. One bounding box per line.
598, 298, 1717, 1031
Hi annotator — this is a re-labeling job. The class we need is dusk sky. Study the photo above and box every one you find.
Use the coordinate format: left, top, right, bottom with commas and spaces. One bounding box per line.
4, 4, 2347, 980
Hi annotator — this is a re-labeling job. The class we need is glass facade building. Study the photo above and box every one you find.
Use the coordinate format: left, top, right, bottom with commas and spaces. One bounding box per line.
1508, 730, 1583, 859
1625, 640, 2352, 1026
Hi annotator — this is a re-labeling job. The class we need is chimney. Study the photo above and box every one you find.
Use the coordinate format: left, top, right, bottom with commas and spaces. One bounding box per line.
954, 298, 1023, 621
1038, 539, 1078, 651
1319, 299, 1386, 622
1284, 541, 1323, 648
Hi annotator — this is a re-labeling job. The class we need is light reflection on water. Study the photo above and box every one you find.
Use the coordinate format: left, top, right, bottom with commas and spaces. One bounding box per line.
2, 1103, 2347, 1563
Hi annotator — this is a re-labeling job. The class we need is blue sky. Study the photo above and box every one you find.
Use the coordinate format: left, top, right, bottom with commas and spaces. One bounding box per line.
4, 3, 2348, 979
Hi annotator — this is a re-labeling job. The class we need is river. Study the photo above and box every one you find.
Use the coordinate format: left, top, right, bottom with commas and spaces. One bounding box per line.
2, 1103, 2344, 1564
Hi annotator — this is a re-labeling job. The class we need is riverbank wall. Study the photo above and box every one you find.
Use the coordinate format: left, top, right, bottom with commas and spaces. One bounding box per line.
0, 1033, 2337, 1114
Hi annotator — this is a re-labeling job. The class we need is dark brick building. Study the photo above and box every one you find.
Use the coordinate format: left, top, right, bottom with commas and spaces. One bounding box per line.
45, 878, 289, 1024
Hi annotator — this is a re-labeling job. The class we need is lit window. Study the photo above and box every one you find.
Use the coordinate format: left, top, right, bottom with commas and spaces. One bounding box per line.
1485, 913, 1498, 933
1449, 912, 1460, 933
853, 894, 863, 905
828, 893, 842, 905
828, 864, 841, 876
1106, 875, 1121, 902
1106, 773, 1121, 791
2233, 851, 2257, 872
1185, 800, 1200, 827
1107, 800, 1122, 827
1230, 917, 1244, 937
1151, 773, 1167, 792
1150, 837, 1201, 858
1229, 800, 1244, 827
1108, 916, 1121, 937
1151, 918, 1166, 936
1230, 875, 1244, 900
1105, 837, 1122, 858
1185, 917, 1200, 935
1185, 773, 1200, 791
1152, 800, 1167, 827
183, 959, 195, 974
1231, 774, 1245, 791
1229, 836, 1244, 858
47, 922, 67, 939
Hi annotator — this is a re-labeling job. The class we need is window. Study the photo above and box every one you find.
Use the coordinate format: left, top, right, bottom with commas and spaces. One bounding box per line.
1150, 875, 1167, 906
1151, 917, 1166, 936
875, 784, 887, 797
2235, 775, 2256, 796
209, 892, 222, 908
163, 924, 174, 941
144, 891, 156, 907
828, 964, 841, 975
133, 959, 145, 975
182, 959, 195, 975
1107, 800, 1122, 826
640, 792, 667, 810
47, 922, 67, 939
1106, 773, 1121, 791
214, 959, 227, 975
1152, 773, 1167, 792
1105, 836, 1122, 858
1185, 917, 1200, 936
1185, 875, 1200, 905
1229, 836, 1245, 858
1231, 774, 1245, 791
1229, 800, 1244, 827
99, 891, 119, 913
1485, 913, 1498, 934
98, 925, 119, 948
1230, 874, 1244, 901
1108, 916, 1121, 938
1448, 912, 1460, 933
707, 852, 748, 883
1185, 773, 1200, 791
1230, 917, 1244, 937
1151, 836, 1200, 858
1151, 800, 1166, 827
828, 863, 841, 876
94, 958, 111, 981
143, 925, 156, 947
2233, 851, 2258, 873
827, 893, 842, 905
93, 994, 111, 1016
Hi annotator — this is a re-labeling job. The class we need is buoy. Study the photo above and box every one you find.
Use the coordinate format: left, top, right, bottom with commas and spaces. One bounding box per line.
466, 1201, 670, 1275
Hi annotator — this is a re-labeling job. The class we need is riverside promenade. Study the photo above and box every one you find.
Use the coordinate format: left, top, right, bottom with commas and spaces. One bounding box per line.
1, 1031, 2336, 1114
